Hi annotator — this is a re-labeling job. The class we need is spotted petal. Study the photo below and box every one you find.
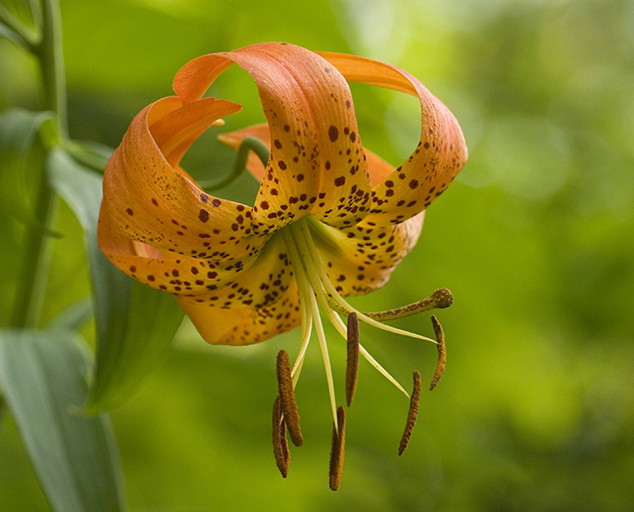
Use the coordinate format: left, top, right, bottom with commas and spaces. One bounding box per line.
100, 96, 268, 267
173, 43, 373, 234
218, 123, 394, 188
307, 213, 424, 297
175, 280, 301, 346
318, 52, 468, 226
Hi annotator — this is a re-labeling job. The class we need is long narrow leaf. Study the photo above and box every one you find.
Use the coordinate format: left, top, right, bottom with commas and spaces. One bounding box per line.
0, 329, 125, 512
0, 109, 58, 229
47, 148, 184, 412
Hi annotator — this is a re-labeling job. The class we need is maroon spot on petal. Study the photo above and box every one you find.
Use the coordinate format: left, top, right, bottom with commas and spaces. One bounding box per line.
409, 179, 419, 189
329, 125, 339, 142
350, 131, 356, 142
200, 193, 208, 203
274, 140, 282, 149
284, 124, 290, 132
325, 161, 331, 170
212, 198, 222, 207
151, 198, 158, 206
147, 275, 155, 282
260, 201, 269, 210
126, 208, 134, 216
129, 265, 136, 273
208, 271, 217, 279
297, 174, 304, 182
279, 161, 287, 170
334, 176, 346, 186
199, 209, 209, 222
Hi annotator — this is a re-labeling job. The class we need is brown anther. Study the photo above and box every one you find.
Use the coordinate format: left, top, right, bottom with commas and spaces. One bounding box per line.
429, 315, 446, 391
431, 287, 453, 309
346, 312, 360, 407
329, 406, 346, 490
272, 396, 290, 477
398, 370, 421, 456
276, 350, 303, 446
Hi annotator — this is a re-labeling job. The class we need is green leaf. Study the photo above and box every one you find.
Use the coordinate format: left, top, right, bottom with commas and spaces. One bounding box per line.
0, 329, 126, 512
64, 140, 114, 172
47, 297, 93, 332
46, 148, 184, 412
0, 109, 59, 229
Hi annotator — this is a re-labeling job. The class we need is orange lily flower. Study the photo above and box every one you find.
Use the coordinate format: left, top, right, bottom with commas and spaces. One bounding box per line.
98, 42, 467, 485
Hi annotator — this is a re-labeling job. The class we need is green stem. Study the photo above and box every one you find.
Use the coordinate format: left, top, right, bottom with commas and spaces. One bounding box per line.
34, 0, 67, 135
201, 137, 270, 191
10, 0, 66, 329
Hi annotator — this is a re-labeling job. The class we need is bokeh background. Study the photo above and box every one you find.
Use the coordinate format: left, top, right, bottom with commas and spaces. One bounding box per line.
1, 0, 633, 510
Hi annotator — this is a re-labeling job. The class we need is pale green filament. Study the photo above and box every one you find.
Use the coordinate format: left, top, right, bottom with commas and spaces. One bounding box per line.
283, 228, 340, 433
289, 220, 412, 398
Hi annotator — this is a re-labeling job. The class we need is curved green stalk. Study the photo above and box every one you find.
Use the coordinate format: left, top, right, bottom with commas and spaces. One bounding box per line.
10, 0, 66, 328
202, 137, 270, 191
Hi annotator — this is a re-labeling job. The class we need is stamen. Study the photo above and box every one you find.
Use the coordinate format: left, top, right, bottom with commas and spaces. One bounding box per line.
272, 396, 290, 477
309, 290, 340, 435
276, 350, 303, 446
290, 295, 312, 388
328, 288, 453, 322
289, 220, 410, 399
282, 228, 340, 434
429, 315, 446, 391
346, 313, 360, 407
358, 344, 409, 398
398, 370, 421, 455
329, 406, 346, 491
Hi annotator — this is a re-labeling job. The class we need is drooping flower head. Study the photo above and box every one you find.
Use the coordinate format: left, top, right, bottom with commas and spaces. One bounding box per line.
98, 43, 467, 488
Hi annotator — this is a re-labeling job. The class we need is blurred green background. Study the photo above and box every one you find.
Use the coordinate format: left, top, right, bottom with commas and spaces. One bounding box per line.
1, 0, 633, 510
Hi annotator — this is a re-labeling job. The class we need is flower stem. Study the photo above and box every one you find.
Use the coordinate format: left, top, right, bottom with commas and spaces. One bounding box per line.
34, 0, 67, 135
10, 0, 66, 329
203, 137, 270, 191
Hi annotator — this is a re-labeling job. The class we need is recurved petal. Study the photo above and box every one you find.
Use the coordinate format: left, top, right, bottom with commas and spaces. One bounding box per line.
318, 52, 468, 226
176, 280, 301, 345
307, 212, 425, 297
101, 96, 264, 265
98, 211, 294, 308
173, 43, 373, 235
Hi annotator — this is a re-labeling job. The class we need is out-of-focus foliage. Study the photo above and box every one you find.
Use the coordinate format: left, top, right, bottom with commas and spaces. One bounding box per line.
1, 0, 633, 510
